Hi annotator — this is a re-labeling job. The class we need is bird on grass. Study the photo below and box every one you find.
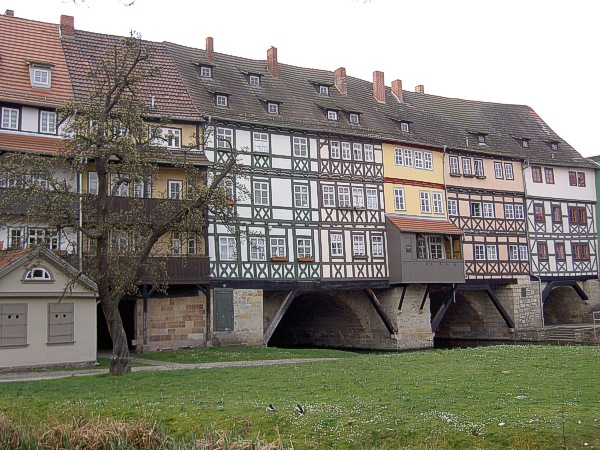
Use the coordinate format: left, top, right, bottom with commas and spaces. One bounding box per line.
294, 403, 304, 415
266, 404, 276, 413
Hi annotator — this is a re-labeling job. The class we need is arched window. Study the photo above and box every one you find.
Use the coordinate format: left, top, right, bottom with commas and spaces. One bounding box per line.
24, 267, 52, 281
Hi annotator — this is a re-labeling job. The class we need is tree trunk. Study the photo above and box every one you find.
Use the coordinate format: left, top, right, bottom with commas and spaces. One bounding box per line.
102, 298, 132, 375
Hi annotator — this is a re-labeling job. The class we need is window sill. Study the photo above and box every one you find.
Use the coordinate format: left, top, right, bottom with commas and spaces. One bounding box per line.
297, 257, 314, 262
271, 257, 289, 262
476, 175, 486, 179
47, 341, 75, 346
463, 174, 474, 178
353, 255, 368, 259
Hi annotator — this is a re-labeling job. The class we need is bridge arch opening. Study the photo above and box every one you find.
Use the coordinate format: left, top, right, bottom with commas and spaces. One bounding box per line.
543, 287, 587, 325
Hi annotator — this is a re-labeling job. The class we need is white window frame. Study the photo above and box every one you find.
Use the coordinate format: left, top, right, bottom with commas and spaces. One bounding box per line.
449, 156, 460, 174
447, 198, 458, 216
429, 236, 444, 259
216, 127, 233, 149
219, 236, 236, 261
349, 113, 360, 124
293, 137, 308, 157
414, 151, 424, 169
519, 245, 529, 261
200, 66, 212, 77
249, 75, 260, 86
267, 103, 279, 114
509, 245, 519, 260
394, 147, 403, 166
401, 122, 410, 132
514, 204, 525, 219
352, 187, 365, 208
253, 180, 270, 206
432, 192, 444, 214
330, 141, 340, 159
420, 191, 431, 214
9, 228, 24, 249
25, 267, 51, 280
216, 94, 228, 107
353, 143, 363, 161
364, 144, 374, 162
487, 245, 498, 261
394, 187, 406, 211
31, 66, 51, 88
341, 142, 351, 160
331, 234, 343, 257
462, 158, 472, 175
171, 231, 182, 255
319, 85, 329, 96
253, 132, 269, 153
168, 180, 183, 200
1, 107, 18, 130
504, 204, 515, 219
327, 110, 338, 121
270, 237, 286, 258
40, 111, 57, 134
366, 188, 378, 210
474, 159, 484, 177
294, 185, 309, 208
424, 152, 433, 170
403, 148, 413, 167
504, 163, 514, 180
296, 238, 312, 259
187, 236, 197, 255
249, 237, 266, 261
483, 202, 494, 218
371, 235, 384, 257
494, 162, 504, 179
471, 202, 482, 217
152, 127, 181, 148
474, 244, 486, 260
353, 234, 366, 257
88, 171, 98, 195
322, 185, 336, 207
338, 186, 351, 207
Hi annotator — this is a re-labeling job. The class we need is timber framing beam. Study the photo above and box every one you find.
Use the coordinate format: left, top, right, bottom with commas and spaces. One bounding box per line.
263, 290, 297, 345
397, 285, 408, 311
365, 289, 398, 334
431, 285, 456, 332
542, 280, 588, 303
455, 284, 515, 329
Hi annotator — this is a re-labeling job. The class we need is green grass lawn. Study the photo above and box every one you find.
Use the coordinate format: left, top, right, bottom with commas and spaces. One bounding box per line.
1, 345, 599, 449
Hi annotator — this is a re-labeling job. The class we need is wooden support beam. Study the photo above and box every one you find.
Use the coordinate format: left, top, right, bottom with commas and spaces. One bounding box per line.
365, 289, 397, 334
483, 287, 515, 329
419, 284, 431, 311
263, 290, 297, 345
431, 285, 456, 332
542, 280, 588, 303
397, 285, 408, 311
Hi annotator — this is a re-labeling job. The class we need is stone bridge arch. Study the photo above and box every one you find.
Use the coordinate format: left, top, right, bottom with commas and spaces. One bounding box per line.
543, 286, 587, 325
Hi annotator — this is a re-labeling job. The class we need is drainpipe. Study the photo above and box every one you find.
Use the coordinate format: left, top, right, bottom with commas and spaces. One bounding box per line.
522, 159, 545, 328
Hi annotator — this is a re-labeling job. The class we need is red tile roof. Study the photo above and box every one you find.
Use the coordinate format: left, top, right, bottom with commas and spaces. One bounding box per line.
0, 15, 74, 107
0, 249, 30, 270
387, 216, 463, 235
0, 132, 63, 155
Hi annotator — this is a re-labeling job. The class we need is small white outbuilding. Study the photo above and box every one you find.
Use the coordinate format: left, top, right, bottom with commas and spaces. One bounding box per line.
0, 247, 97, 370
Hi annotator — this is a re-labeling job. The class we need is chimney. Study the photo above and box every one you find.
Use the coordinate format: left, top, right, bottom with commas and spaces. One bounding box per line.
391, 79, 403, 102
415, 84, 425, 94
373, 71, 385, 103
5, 10, 14, 17
267, 46, 279, 78
205, 37, 214, 63
334, 67, 347, 95
60, 15, 74, 36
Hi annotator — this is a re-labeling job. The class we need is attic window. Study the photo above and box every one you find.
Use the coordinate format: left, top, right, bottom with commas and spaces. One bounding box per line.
478, 134, 486, 145
216, 94, 228, 107
29, 64, 52, 89
349, 113, 360, 124
249, 74, 260, 86
24, 267, 52, 281
319, 85, 329, 96
522, 139, 529, 148
200, 66, 212, 78
551, 141, 559, 151
267, 102, 279, 114
400, 122, 410, 133
327, 110, 338, 121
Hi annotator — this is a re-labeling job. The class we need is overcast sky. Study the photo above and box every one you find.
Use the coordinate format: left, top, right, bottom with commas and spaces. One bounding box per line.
6, 0, 599, 157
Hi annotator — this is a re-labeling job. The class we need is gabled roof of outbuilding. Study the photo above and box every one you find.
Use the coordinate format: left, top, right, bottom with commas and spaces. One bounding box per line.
387, 216, 463, 236
0, 133, 62, 155
0, 15, 74, 108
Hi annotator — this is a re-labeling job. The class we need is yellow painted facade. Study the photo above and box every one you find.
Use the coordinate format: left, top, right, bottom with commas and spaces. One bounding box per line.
382, 143, 447, 218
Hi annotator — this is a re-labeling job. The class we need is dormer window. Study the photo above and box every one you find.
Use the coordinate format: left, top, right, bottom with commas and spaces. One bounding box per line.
327, 110, 338, 121
319, 85, 329, 96
522, 139, 529, 148
216, 94, 228, 107
249, 75, 260, 86
29, 64, 52, 89
400, 122, 410, 133
267, 102, 279, 114
200, 66, 212, 78
24, 267, 52, 281
349, 113, 360, 125
551, 141, 559, 151
478, 134, 486, 145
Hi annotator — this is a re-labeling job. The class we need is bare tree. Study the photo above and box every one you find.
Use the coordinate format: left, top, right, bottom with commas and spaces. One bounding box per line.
0, 34, 241, 375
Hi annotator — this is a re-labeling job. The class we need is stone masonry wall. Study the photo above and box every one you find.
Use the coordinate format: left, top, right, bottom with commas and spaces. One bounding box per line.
213, 288, 264, 346
136, 293, 207, 353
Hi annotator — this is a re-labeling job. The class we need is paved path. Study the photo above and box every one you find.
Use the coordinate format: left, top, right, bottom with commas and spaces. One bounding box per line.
0, 357, 339, 383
